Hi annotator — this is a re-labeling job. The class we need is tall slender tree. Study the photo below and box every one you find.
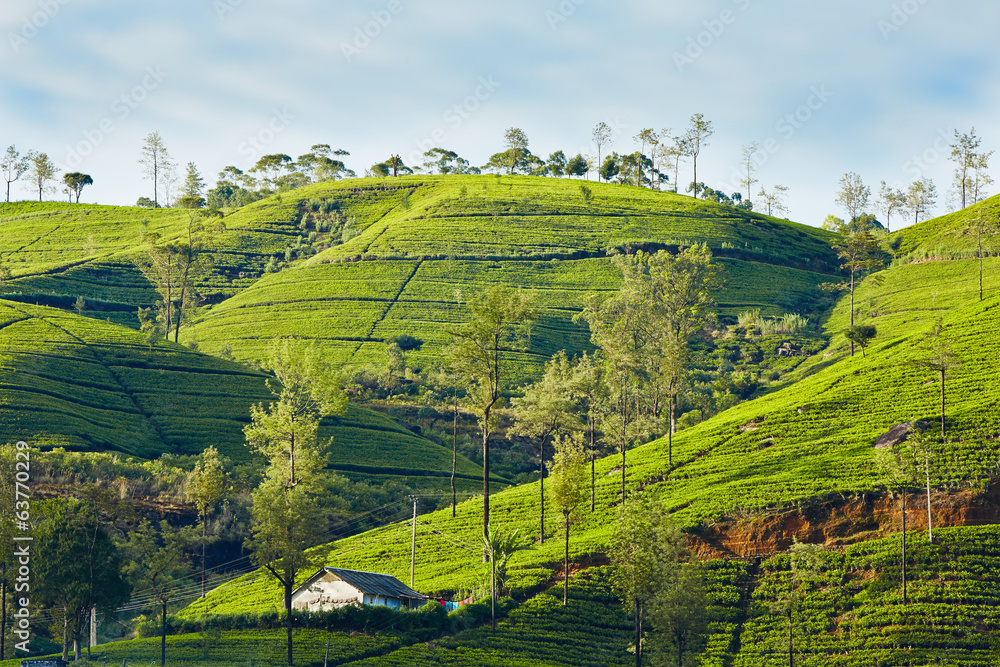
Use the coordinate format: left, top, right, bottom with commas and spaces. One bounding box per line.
27, 152, 57, 202
835, 172, 871, 223
684, 114, 714, 197
510, 351, 579, 543
739, 142, 760, 205
245, 339, 346, 667
910, 319, 961, 438
906, 177, 937, 224
125, 520, 198, 667
875, 180, 907, 233
593, 123, 613, 182
446, 286, 538, 557
822, 223, 887, 356
1, 145, 29, 203
950, 128, 983, 210
549, 433, 587, 606
138, 132, 173, 207
187, 446, 229, 598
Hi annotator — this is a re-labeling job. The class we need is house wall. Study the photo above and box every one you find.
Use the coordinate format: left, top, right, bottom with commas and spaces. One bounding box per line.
291, 574, 364, 611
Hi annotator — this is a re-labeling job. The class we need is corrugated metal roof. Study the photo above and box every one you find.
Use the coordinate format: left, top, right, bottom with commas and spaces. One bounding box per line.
312, 567, 427, 600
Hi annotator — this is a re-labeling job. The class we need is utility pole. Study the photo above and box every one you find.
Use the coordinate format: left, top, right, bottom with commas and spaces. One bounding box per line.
409, 495, 418, 587
324, 640, 330, 667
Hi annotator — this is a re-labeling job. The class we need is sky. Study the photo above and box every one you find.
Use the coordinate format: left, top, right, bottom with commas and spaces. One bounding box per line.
1, 0, 997, 229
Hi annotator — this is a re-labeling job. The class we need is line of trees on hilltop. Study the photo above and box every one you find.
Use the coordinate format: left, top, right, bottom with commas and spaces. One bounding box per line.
1, 144, 93, 204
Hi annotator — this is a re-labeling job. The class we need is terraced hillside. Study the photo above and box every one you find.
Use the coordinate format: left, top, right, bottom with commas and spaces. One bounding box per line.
182, 175, 839, 377
183, 240, 1000, 614
0, 299, 485, 485
734, 525, 1000, 666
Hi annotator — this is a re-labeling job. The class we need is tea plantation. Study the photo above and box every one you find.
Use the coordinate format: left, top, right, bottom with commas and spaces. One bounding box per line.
177, 202, 1000, 664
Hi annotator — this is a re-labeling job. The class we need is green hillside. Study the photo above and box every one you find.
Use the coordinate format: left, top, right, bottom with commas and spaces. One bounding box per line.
183, 175, 838, 376
892, 194, 1000, 259
182, 240, 1000, 612
0, 298, 484, 485
734, 525, 1000, 665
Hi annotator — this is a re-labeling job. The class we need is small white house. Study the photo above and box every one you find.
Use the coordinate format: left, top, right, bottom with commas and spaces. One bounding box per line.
291, 567, 428, 612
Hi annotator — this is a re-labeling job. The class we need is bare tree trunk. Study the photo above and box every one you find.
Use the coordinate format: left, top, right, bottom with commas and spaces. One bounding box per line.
62, 605, 69, 661
202, 518, 208, 597
285, 578, 294, 667
483, 421, 491, 562
634, 600, 641, 667
563, 512, 570, 606
160, 601, 167, 667
539, 437, 546, 543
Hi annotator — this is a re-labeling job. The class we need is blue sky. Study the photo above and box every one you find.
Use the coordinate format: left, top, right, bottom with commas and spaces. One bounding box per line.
1, 0, 997, 228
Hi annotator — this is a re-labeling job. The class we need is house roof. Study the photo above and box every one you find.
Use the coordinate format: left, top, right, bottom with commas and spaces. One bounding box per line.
296, 567, 428, 601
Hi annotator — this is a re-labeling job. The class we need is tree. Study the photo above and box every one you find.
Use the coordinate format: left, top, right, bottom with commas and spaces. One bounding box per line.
906, 428, 939, 544
835, 172, 870, 223
1, 145, 29, 203
481, 525, 530, 629
684, 114, 714, 198
610, 495, 689, 667
245, 338, 346, 667
739, 142, 760, 205
910, 319, 961, 438
635, 129, 660, 189
549, 433, 587, 605
593, 122, 613, 181
845, 324, 877, 358
125, 520, 198, 667
664, 137, 690, 194
950, 128, 983, 210
600, 153, 621, 184
179, 162, 206, 209
758, 184, 789, 217
503, 128, 530, 175
644, 246, 723, 466
875, 181, 907, 233
566, 153, 588, 179
970, 150, 994, 205
822, 225, 886, 356
772, 541, 828, 666
906, 177, 937, 225
648, 562, 709, 667
620, 152, 653, 188
188, 446, 230, 597
447, 286, 538, 556
138, 132, 172, 207
578, 262, 647, 505
34, 499, 131, 661
970, 210, 999, 301
251, 154, 294, 191
63, 172, 93, 204
27, 151, 57, 202
509, 351, 579, 543
422, 148, 478, 175
568, 352, 608, 512
547, 150, 567, 177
